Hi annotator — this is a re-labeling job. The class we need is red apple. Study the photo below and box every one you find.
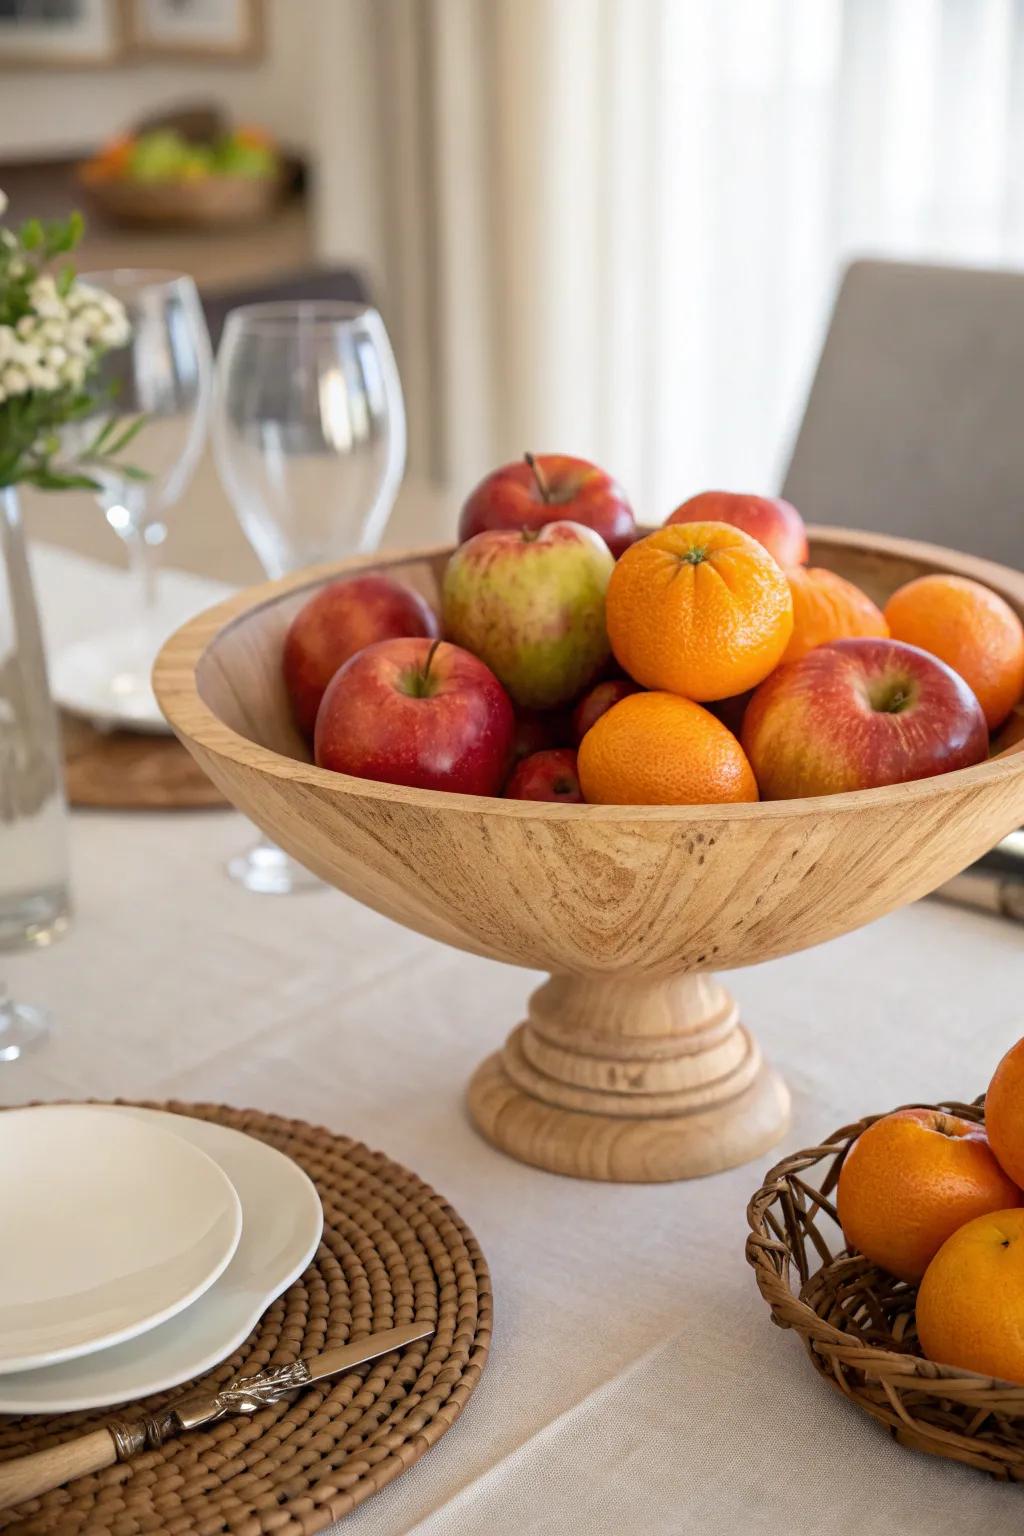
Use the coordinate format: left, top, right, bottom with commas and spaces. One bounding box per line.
571, 679, 642, 742
667, 491, 808, 567
459, 453, 636, 558
742, 637, 989, 799
443, 521, 615, 709
314, 637, 513, 795
709, 690, 754, 737
505, 748, 583, 802
284, 574, 438, 737
511, 708, 571, 763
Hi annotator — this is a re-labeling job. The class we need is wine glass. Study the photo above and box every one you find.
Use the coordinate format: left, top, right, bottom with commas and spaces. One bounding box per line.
54, 270, 212, 727
213, 300, 406, 894
0, 984, 48, 1063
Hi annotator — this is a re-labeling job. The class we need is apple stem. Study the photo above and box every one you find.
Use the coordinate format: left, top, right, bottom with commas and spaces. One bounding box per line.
524, 452, 552, 503
421, 637, 442, 688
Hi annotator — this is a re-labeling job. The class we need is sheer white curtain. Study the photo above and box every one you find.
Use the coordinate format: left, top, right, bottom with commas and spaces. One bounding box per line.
314, 0, 1024, 520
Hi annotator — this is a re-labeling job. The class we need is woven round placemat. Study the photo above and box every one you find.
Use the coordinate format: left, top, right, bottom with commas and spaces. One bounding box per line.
0, 1101, 492, 1535
746, 1097, 1024, 1479
62, 715, 226, 810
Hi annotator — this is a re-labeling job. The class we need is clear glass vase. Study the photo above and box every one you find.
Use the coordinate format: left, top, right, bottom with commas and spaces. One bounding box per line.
0, 485, 71, 952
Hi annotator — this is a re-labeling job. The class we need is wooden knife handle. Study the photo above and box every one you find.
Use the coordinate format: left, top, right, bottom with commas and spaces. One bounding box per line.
0, 1428, 117, 1509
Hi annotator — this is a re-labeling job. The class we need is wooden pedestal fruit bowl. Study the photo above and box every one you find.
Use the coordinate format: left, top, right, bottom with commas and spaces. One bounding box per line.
154, 528, 1024, 1183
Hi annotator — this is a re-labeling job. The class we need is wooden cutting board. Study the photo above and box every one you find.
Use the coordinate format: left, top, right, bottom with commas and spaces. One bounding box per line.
62, 713, 226, 810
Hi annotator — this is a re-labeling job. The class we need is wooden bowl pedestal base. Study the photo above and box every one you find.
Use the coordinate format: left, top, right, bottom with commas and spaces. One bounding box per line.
467, 971, 791, 1182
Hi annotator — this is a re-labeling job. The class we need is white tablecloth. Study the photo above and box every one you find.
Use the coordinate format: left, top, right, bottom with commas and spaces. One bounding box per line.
4, 806, 1024, 1534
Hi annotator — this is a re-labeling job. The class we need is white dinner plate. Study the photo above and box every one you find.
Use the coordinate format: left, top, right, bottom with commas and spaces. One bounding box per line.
0, 1105, 243, 1376
49, 631, 174, 735
0, 1108, 323, 1412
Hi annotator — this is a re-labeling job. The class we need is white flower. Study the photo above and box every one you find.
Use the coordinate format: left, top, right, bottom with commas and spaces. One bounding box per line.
0, 187, 7, 218
60, 356, 86, 388
15, 315, 34, 339
3, 366, 29, 395
28, 364, 59, 392
0, 325, 16, 363
45, 345, 67, 369
28, 275, 66, 321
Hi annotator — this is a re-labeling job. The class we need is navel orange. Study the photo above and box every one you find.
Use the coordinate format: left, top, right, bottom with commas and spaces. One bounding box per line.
605, 523, 793, 701
577, 690, 758, 805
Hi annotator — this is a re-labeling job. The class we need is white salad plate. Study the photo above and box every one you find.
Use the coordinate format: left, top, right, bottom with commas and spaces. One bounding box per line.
0, 1107, 323, 1413
0, 1105, 243, 1377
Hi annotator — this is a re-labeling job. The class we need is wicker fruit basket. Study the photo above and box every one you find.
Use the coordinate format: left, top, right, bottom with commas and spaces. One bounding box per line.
746, 1099, 1024, 1479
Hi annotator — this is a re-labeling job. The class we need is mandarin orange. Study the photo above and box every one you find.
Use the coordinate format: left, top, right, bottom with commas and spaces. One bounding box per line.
577, 690, 758, 806
884, 573, 1024, 730
917, 1208, 1024, 1383
836, 1107, 1020, 1283
983, 1036, 1024, 1187
781, 565, 888, 665
605, 523, 793, 701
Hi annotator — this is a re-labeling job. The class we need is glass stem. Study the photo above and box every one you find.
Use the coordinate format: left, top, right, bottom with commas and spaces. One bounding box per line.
127, 526, 161, 629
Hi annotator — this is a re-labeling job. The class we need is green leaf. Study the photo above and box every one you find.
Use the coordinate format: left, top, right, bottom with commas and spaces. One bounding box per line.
114, 463, 150, 481
19, 218, 43, 251
56, 263, 75, 297
26, 469, 100, 491
99, 414, 147, 457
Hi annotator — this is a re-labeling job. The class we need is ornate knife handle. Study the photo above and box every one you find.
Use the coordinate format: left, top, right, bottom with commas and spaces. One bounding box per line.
172, 1360, 313, 1430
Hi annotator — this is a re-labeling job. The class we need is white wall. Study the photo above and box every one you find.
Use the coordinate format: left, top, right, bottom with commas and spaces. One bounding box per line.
0, 0, 315, 157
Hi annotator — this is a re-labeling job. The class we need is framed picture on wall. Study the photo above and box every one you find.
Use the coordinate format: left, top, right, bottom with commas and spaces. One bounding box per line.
126, 0, 263, 60
0, 0, 124, 66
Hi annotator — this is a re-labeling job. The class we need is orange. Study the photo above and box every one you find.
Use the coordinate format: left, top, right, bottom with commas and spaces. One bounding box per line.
917, 1208, 1024, 1383
606, 523, 793, 700
836, 1107, 1019, 1283
781, 566, 888, 665
577, 690, 758, 805
884, 573, 1024, 731
982, 1036, 1024, 1186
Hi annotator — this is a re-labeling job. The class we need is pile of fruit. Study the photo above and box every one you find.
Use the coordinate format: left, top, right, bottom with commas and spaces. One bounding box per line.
81, 126, 279, 186
838, 1037, 1024, 1384
281, 454, 1024, 804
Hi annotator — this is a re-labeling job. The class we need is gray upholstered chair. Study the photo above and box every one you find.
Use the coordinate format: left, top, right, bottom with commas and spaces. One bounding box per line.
782, 258, 1024, 570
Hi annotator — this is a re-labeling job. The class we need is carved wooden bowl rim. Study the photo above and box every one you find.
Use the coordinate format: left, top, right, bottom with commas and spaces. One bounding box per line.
154, 525, 1024, 823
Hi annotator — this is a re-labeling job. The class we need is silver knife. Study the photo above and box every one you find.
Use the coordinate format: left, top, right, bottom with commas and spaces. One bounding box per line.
0, 1322, 434, 1511
932, 831, 1024, 922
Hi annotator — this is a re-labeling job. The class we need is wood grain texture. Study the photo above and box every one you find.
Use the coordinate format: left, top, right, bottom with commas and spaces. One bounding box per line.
153, 527, 1024, 1182
62, 714, 225, 810
0, 1429, 115, 1511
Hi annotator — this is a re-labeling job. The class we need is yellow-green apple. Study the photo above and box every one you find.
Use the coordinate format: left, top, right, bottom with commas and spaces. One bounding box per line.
459, 454, 636, 558
505, 748, 583, 802
667, 491, 808, 567
742, 637, 988, 799
571, 678, 642, 742
314, 637, 513, 795
442, 521, 615, 709
283, 575, 438, 737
